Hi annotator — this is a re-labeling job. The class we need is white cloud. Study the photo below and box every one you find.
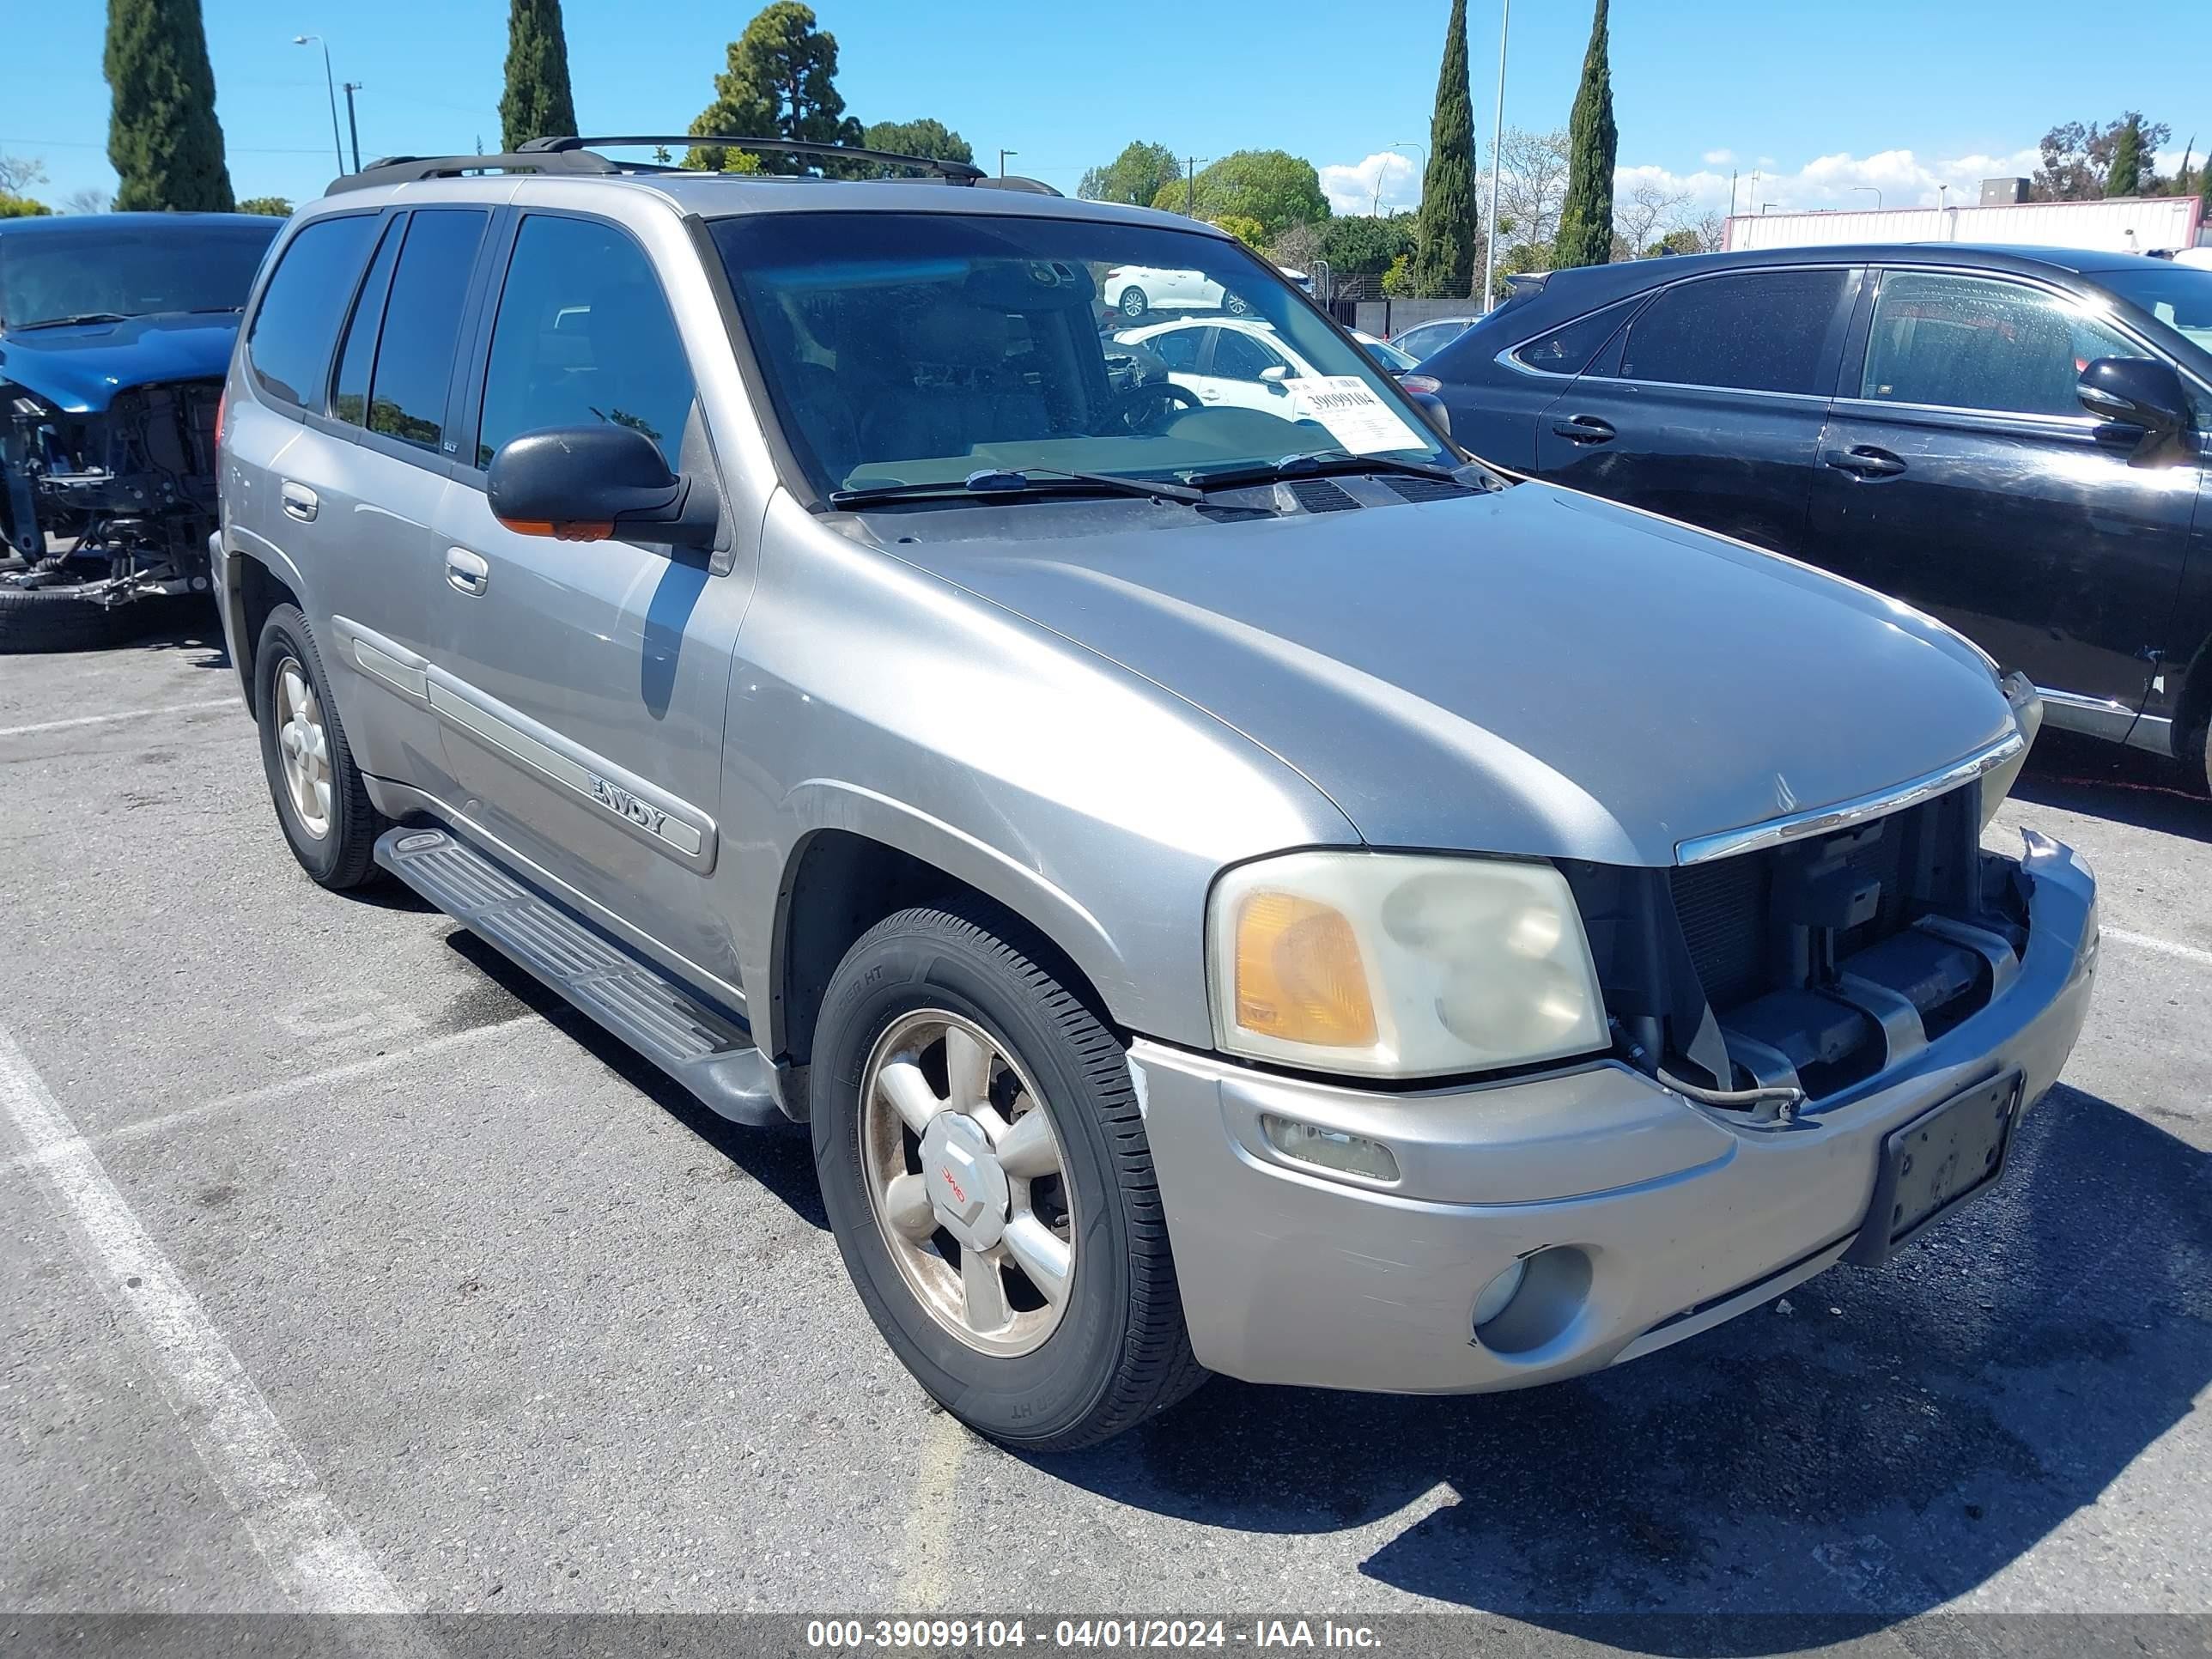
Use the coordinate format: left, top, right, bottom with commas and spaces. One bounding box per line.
1617, 144, 2045, 217
1317, 150, 1421, 216
1701, 148, 1734, 166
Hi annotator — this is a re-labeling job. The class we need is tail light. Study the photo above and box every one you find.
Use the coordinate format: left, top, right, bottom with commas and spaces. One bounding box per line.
215, 387, 227, 449
1398, 374, 1442, 396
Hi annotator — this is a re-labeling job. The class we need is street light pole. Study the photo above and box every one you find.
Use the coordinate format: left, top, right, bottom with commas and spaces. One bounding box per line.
1851, 185, 1882, 211
1382, 140, 1427, 216
292, 35, 345, 176
1480, 0, 1510, 311
343, 82, 363, 174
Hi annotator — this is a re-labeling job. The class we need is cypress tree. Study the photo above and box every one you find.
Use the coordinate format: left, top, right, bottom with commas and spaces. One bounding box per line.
501, 0, 579, 153
104, 0, 234, 212
1552, 0, 1617, 270
1410, 0, 1476, 299
2105, 118, 2142, 198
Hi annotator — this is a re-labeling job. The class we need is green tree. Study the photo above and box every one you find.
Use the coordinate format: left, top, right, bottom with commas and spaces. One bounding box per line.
1078, 140, 1180, 207
2106, 116, 2143, 198
1380, 252, 1415, 297
499, 0, 578, 152
860, 118, 973, 176
1410, 0, 1477, 298
1212, 214, 1267, 249
1552, 0, 1616, 270
1319, 212, 1415, 275
686, 3, 863, 174
1149, 150, 1328, 239
104, 0, 234, 211
2033, 113, 2171, 199
0, 194, 56, 218
234, 195, 292, 216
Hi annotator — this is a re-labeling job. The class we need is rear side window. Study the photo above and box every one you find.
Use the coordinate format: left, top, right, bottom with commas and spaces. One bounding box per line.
1212, 328, 1287, 381
1617, 270, 1850, 394
362, 210, 488, 453
476, 215, 696, 470
1511, 298, 1641, 375
246, 216, 380, 408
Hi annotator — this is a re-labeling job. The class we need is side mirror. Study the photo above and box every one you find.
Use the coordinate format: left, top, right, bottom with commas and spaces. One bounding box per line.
1259, 364, 1291, 392
2077, 356, 2192, 462
486, 423, 716, 547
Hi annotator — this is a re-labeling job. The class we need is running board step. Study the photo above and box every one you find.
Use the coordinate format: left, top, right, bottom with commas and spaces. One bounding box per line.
373, 826, 786, 1127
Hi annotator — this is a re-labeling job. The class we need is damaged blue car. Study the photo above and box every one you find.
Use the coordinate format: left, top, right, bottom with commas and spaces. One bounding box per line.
1, 212, 278, 649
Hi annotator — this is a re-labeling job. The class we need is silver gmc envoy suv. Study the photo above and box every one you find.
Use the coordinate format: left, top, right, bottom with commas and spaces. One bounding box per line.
214, 137, 2098, 1450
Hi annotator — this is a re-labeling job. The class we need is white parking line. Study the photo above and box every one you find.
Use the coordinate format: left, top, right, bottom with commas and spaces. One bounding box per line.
2106, 927, 2212, 971
0, 697, 240, 738
0, 1020, 411, 1615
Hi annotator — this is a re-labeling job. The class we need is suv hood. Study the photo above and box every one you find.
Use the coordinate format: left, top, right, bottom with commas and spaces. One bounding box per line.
0, 312, 240, 412
884, 483, 2017, 867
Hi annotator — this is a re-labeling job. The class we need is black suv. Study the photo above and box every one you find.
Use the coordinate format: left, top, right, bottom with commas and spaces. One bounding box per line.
1429, 245, 2212, 789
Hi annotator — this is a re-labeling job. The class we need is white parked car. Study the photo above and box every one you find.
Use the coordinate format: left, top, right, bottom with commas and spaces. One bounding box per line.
1109, 317, 1334, 415
1101, 264, 1255, 319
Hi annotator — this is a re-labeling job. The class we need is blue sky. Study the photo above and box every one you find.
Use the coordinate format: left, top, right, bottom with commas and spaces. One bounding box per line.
4, 0, 2203, 219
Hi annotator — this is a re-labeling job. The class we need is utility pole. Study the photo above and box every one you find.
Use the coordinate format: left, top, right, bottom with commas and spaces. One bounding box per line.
1480, 0, 1510, 312
998, 149, 1017, 180
1186, 155, 1200, 216
343, 82, 363, 174
1729, 168, 1737, 217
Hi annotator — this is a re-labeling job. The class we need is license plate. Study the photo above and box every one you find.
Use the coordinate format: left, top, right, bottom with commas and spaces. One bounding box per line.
1845, 1070, 2022, 1266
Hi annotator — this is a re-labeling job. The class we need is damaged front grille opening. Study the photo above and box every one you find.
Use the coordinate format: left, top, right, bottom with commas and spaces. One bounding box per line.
1563, 780, 2027, 1117
3, 382, 221, 602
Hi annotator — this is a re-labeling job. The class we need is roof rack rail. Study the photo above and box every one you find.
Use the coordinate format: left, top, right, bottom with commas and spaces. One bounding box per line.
522, 135, 987, 183
327, 133, 986, 194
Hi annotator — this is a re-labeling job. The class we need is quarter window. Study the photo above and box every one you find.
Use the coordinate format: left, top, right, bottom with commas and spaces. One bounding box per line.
1511, 298, 1640, 375
1859, 271, 2148, 417
245, 215, 381, 409
362, 210, 487, 453
477, 216, 697, 471
1617, 270, 1850, 394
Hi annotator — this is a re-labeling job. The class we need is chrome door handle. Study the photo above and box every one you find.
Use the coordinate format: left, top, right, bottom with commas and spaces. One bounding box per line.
1550, 415, 1616, 444
1823, 446, 1907, 478
444, 547, 489, 596
280, 481, 319, 521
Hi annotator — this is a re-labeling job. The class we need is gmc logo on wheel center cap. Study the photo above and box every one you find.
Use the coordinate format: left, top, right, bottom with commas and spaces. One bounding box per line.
939, 1164, 968, 1206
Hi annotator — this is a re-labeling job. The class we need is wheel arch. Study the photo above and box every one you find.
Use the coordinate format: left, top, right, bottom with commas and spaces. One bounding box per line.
2172, 628, 2212, 788
766, 811, 1133, 1089
223, 541, 307, 711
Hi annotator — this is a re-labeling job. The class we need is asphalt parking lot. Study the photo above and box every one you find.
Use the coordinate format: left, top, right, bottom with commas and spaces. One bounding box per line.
3, 615, 2208, 1655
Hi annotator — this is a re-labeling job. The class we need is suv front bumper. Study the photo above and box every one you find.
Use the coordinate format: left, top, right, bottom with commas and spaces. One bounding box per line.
1138, 832, 2097, 1394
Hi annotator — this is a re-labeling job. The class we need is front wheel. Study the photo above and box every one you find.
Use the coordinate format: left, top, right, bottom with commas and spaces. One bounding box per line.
1117, 286, 1149, 319
253, 605, 389, 890
811, 902, 1206, 1449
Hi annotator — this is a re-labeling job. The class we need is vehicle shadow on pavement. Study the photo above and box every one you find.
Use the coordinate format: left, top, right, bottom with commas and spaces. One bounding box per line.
441, 929, 828, 1230
1042, 1084, 2209, 1644
2014, 731, 2209, 843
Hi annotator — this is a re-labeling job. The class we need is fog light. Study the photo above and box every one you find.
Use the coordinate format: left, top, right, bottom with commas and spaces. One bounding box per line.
1260, 1114, 1400, 1182
1472, 1257, 1528, 1330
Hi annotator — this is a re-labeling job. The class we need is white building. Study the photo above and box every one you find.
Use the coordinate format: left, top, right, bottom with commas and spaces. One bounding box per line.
1725, 193, 2204, 257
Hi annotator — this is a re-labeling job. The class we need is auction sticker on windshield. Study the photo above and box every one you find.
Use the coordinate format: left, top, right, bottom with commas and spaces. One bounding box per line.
1281, 377, 1430, 454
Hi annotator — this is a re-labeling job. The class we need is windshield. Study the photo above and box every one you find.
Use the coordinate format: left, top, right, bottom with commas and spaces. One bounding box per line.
2101, 263, 2212, 353
710, 211, 1453, 497
0, 222, 278, 330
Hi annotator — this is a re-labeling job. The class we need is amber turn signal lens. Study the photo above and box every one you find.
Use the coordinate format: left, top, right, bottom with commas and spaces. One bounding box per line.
1233, 890, 1377, 1048
495, 517, 614, 542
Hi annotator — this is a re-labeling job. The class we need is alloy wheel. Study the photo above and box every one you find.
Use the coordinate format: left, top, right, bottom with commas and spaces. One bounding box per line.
859, 1009, 1077, 1357
272, 656, 332, 839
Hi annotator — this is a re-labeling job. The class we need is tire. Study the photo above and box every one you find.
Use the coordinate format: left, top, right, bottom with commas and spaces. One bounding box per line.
1118, 286, 1149, 319
1222, 289, 1251, 317
253, 605, 388, 890
811, 901, 1206, 1450
0, 580, 140, 653
2191, 720, 2212, 798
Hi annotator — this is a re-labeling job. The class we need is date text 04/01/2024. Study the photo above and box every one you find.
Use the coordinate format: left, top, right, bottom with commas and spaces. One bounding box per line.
804, 1619, 1383, 1650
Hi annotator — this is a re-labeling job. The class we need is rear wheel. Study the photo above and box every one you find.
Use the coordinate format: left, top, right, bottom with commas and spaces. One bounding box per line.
1118, 286, 1149, 319
811, 902, 1206, 1449
253, 605, 388, 890
1222, 289, 1251, 316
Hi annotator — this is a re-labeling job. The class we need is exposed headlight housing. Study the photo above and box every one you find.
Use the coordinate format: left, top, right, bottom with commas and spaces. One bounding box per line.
1206, 850, 1608, 1079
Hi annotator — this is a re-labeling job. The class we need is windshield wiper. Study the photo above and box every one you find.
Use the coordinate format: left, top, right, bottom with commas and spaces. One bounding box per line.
184, 305, 244, 314
11, 311, 132, 331
829, 466, 1202, 510
1180, 449, 1476, 494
